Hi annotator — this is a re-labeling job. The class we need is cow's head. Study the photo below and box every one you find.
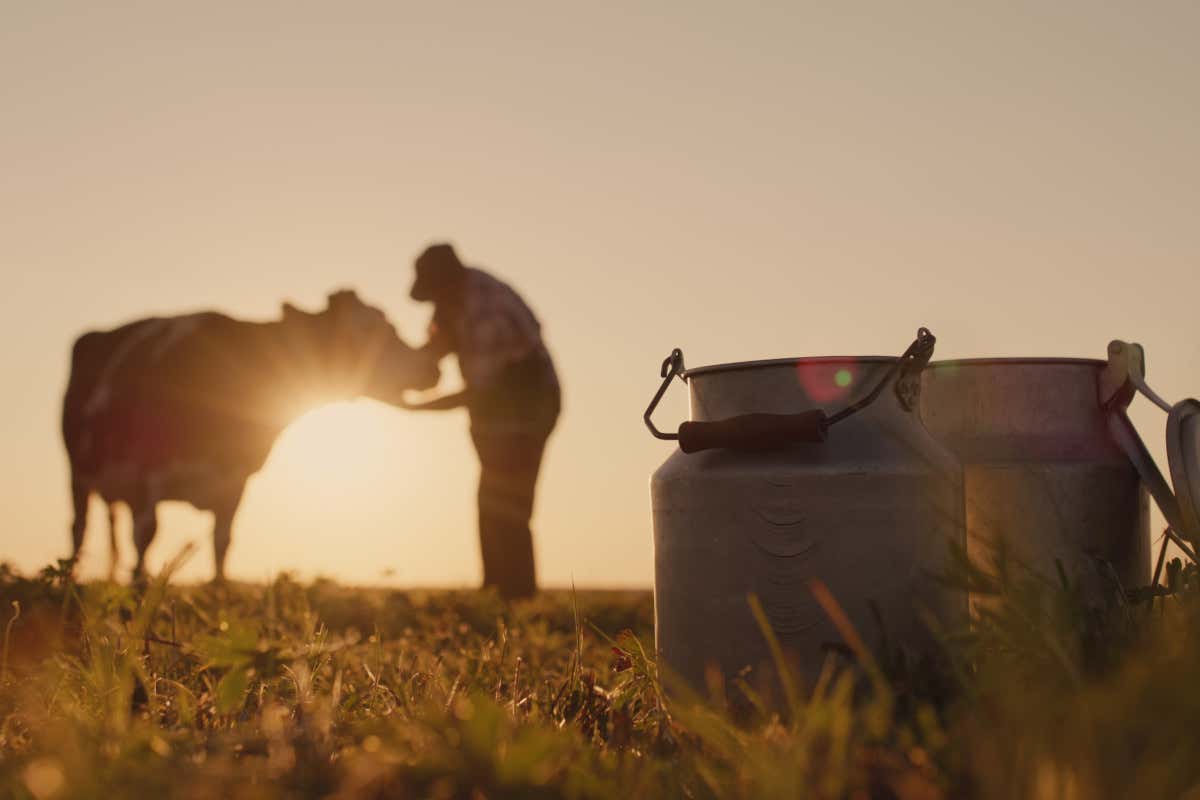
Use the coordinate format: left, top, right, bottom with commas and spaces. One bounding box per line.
281, 290, 439, 403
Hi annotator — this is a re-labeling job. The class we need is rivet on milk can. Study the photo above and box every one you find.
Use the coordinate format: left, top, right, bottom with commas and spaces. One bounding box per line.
645, 328, 966, 698
918, 344, 1171, 613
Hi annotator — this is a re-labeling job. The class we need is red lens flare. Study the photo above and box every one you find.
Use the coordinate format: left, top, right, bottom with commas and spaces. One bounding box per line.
797, 360, 859, 404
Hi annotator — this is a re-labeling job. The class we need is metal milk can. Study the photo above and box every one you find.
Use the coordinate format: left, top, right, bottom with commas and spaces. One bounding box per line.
919, 356, 1152, 608
645, 329, 966, 692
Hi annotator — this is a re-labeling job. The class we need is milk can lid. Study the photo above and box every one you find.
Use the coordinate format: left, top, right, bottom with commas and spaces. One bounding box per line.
1167, 399, 1200, 542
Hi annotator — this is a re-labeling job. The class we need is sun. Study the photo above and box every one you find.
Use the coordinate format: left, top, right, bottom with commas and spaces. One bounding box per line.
264, 401, 403, 493
220, 397, 480, 585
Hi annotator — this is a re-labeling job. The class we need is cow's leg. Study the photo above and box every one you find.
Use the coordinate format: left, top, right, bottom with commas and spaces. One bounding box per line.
106, 503, 120, 581
131, 501, 158, 581
69, 476, 88, 568
211, 484, 245, 583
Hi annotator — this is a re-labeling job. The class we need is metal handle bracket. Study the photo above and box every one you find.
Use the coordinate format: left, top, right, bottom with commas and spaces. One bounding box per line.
1100, 340, 1172, 413
826, 327, 936, 426
644, 348, 686, 440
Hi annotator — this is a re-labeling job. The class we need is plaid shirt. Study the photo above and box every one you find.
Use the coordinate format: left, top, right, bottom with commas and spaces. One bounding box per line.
428, 267, 553, 390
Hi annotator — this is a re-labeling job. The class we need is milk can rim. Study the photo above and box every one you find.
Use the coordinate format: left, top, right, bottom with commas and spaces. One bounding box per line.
926, 357, 1105, 369
682, 356, 898, 378
682, 355, 1107, 379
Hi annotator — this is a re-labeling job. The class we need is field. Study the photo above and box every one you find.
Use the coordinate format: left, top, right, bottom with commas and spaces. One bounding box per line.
1, 545, 1199, 799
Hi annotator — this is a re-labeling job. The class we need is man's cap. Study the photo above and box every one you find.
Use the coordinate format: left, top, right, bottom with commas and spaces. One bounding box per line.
411, 243, 465, 301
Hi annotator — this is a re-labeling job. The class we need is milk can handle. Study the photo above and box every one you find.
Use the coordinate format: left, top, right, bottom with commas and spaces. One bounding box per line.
826, 326, 935, 425
642, 348, 830, 450
678, 411, 829, 453
1100, 340, 1188, 534
1106, 410, 1186, 534
643, 348, 687, 441
643, 327, 934, 453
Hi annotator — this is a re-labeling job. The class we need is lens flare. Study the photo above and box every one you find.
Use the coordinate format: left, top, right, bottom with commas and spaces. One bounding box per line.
797, 361, 859, 404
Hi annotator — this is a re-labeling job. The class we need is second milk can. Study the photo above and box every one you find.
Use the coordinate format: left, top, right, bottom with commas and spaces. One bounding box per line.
920, 357, 1151, 608
646, 329, 965, 693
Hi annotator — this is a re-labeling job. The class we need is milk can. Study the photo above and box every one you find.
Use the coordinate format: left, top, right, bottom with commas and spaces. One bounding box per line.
645, 329, 966, 693
919, 356, 1152, 609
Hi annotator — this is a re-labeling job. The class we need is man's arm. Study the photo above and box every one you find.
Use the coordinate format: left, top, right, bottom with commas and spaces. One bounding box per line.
422, 317, 454, 359
401, 389, 471, 411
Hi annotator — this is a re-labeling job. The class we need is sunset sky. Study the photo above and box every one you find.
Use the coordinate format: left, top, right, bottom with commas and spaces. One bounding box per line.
2, 2, 1197, 586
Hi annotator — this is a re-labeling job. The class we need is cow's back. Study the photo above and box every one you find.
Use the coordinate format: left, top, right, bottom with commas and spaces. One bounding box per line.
62, 312, 279, 483
63, 318, 167, 468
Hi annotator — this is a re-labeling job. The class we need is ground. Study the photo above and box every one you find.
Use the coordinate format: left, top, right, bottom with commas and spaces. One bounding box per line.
1, 545, 1199, 799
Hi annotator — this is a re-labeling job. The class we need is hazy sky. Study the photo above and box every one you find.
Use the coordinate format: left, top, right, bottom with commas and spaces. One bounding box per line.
2, 2, 1197, 586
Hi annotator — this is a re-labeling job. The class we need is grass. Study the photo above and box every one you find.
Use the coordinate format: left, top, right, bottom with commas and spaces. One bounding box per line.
0, 541, 1198, 799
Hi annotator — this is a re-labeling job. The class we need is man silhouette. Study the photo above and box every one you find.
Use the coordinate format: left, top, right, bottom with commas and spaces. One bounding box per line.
404, 243, 560, 600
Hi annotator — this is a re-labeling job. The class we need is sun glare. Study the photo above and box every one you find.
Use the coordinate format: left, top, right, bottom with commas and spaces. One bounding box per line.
268, 401, 398, 491
230, 398, 479, 586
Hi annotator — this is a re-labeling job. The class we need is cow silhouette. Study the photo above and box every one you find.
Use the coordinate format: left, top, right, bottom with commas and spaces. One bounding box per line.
62, 290, 438, 580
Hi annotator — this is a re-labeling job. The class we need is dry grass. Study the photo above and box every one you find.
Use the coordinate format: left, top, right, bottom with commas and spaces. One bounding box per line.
0, 541, 1197, 799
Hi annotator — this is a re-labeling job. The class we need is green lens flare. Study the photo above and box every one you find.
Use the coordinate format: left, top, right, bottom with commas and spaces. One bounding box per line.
835, 369, 852, 388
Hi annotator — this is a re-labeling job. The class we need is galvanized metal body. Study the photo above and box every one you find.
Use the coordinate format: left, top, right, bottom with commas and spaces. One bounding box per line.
920, 359, 1151, 606
651, 357, 966, 692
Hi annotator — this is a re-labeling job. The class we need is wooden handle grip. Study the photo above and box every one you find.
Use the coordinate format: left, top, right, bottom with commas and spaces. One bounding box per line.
677, 411, 828, 454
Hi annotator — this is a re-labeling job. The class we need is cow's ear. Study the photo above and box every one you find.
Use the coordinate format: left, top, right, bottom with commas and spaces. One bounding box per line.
281, 301, 302, 321
327, 289, 360, 310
